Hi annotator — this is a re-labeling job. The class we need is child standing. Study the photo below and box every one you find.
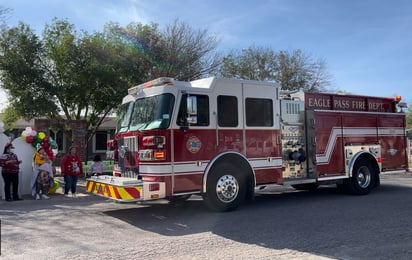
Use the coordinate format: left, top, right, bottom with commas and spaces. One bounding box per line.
31, 147, 54, 199
35, 166, 51, 200
89, 154, 105, 177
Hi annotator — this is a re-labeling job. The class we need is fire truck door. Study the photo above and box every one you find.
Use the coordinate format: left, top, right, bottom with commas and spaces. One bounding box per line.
172, 93, 215, 193
311, 111, 345, 177
378, 114, 408, 170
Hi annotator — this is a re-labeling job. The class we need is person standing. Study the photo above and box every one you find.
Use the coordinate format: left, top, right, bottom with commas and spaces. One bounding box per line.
0, 143, 23, 201
60, 146, 83, 198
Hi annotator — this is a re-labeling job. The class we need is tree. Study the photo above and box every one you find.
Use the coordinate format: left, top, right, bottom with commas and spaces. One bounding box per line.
160, 19, 221, 80
1, 106, 19, 131
0, 22, 53, 119
0, 19, 132, 153
104, 20, 221, 82
219, 46, 277, 81
218, 46, 331, 92
0, 6, 11, 24
0, 18, 222, 156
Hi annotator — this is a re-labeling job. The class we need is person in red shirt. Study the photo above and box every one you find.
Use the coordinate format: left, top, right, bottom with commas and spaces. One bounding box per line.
60, 146, 83, 198
0, 143, 23, 201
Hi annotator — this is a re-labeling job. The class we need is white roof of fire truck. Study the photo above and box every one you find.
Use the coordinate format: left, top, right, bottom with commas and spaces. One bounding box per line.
126, 77, 406, 111
127, 77, 278, 95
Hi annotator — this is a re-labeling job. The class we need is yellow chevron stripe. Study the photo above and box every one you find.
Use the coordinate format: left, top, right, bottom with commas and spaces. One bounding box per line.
117, 187, 134, 200
103, 184, 110, 197
108, 185, 117, 199
87, 181, 142, 200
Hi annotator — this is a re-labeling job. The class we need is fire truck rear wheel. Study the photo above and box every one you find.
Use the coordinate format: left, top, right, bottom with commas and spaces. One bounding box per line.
346, 158, 376, 195
203, 163, 246, 212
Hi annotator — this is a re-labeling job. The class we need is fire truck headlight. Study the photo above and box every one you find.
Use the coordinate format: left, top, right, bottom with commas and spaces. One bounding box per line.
138, 149, 166, 161
139, 150, 152, 160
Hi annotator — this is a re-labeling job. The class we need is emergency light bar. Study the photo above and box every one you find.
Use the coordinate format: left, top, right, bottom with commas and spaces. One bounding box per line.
128, 77, 174, 95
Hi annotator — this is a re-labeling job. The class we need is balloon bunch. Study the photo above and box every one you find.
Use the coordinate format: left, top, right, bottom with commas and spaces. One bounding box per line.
21, 127, 58, 160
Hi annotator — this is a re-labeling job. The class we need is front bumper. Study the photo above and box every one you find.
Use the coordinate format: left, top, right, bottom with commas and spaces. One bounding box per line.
86, 175, 165, 202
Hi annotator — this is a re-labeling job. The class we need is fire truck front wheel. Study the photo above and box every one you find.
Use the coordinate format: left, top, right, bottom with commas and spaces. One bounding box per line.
346, 158, 376, 195
203, 163, 247, 212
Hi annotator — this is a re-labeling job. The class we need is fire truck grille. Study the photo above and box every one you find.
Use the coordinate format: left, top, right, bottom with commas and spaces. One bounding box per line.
118, 136, 138, 175
124, 136, 137, 152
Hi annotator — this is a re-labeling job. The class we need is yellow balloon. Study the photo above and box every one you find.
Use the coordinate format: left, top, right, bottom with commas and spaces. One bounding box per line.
38, 132, 46, 140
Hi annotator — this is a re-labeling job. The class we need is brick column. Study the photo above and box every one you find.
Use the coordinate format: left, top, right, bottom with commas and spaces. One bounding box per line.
69, 120, 87, 162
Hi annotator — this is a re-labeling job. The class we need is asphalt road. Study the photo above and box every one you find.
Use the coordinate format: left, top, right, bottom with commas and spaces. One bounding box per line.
1, 174, 412, 260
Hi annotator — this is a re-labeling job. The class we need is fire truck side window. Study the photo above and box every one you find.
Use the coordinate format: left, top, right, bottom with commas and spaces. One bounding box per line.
177, 94, 210, 126
245, 98, 273, 127
217, 95, 238, 127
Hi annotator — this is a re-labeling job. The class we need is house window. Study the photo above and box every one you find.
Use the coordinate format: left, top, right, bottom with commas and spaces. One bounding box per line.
94, 131, 108, 152
49, 130, 64, 152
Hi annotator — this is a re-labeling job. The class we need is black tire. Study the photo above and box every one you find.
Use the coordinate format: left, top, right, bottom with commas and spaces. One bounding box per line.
202, 163, 246, 212
291, 183, 319, 191
345, 158, 376, 195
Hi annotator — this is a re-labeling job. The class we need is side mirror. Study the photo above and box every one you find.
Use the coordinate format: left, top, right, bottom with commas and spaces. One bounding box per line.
187, 96, 198, 115
186, 96, 198, 124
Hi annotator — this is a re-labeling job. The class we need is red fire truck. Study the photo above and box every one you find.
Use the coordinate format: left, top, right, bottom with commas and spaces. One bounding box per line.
86, 77, 408, 211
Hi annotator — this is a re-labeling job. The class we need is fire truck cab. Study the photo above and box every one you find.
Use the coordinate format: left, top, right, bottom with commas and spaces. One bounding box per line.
86, 77, 408, 211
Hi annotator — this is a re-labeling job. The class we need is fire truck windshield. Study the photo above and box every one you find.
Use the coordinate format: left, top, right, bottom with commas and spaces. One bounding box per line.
129, 93, 175, 131
116, 101, 134, 133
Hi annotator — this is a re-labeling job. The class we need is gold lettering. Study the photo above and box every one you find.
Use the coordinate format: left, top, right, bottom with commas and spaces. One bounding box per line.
333, 100, 350, 109
369, 102, 384, 111
352, 101, 365, 110
308, 98, 315, 107
310, 98, 331, 108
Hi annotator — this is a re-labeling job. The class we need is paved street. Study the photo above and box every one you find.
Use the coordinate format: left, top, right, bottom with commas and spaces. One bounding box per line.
1, 174, 412, 259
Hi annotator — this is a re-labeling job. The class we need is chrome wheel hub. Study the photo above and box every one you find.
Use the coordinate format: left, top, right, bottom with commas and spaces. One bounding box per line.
216, 175, 239, 203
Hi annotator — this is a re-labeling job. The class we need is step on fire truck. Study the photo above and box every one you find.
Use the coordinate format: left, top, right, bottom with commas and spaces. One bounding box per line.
86, 77, 408, 211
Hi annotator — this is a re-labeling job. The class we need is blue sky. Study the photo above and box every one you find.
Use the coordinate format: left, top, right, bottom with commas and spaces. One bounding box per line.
1, 0, 412, 110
